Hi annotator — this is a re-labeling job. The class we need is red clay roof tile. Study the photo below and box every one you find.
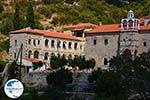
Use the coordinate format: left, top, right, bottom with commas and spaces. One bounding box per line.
10, 27, 81, 41
87, 24, 120, 33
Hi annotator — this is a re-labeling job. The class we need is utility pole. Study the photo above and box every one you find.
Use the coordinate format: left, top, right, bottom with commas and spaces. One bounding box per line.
19, 44, 23, 80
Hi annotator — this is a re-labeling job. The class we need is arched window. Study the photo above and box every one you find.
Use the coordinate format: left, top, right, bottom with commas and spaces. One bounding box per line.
104, 39, 108, 45
28, 39, 31, 44
74, 43, 78, 49
51, 40, 55, 47
45, 39, 49, 47
93, 39, 96, 45
68, 55, 72, 59
143, 42, 147, 46
38, 40, 40, 45
123, 20, 127, 28
34, 51, 39, 58
57, 40, 61, 48
104, 58, 108, 65
14, 53, 16, 58
57, 53, 60, 57
80, 45, 83, 50
68, 42, 72, 49
15, 40, 17, 46
28, 50, 32, 58
33, 40, 36, 46
44, 52, 49, 60
123, 49, 131, 57
62, 54, 66, 58
128, 19, 133, 28
63, 41, 66, 49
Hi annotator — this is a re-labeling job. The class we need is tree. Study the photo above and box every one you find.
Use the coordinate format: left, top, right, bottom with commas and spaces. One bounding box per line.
13, 2, 20, 30
92, 51, 150, 100
26, 1, 35, 29
86, 58, 96, 69
47, 68, 72, 86
32, 61, 43, 70
0, 17, 14, 35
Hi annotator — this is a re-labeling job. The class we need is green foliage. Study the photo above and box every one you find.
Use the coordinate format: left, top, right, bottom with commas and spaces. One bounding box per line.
50, 55, 68, 69
0, 39, 9, 52
0, 3, 4, 13
0, 60, 6, 72
26, 1, 35, 29
32, 61, 43, 70
40, 88, 66, 100
19, 87, 66, 100
92, 51, 150, 100
13, 2, 20, 30
0, 17, 14, 35
19, 88, 39, 100
65, 0, 79, 4
42, 0, 63, 4
39, 5, 52, 18
88, 68, 102, 83
50, 55, 96, 69
47, 68, 72, 86
86, 58, 96, 69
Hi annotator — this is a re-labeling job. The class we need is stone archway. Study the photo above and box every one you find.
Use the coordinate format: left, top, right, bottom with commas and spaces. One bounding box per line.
34, 51, 39, 59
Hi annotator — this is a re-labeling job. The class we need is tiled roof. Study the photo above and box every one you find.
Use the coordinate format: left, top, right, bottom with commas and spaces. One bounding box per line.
139, 16, 150, 25
139, 17, 144, 25
140, 26, 150, 31
10, 27, 81, 41
25, 58, 43, 63
63, 23, 97, 30
87, 24, 120, 33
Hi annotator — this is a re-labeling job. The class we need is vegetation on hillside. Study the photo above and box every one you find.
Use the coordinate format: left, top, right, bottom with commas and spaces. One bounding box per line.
89, 50, 150, 100
50, 55, 96, 69
0, 0, 149, 35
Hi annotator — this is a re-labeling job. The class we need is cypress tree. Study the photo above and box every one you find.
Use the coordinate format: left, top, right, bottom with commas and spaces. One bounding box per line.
26, 1, 35, 29
13, 2, 20, 30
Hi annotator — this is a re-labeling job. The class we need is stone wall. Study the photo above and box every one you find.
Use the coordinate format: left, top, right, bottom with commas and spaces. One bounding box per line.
85, 33, 119, 68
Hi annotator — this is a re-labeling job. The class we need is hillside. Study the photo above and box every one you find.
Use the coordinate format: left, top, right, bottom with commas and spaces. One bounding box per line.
0, 0, 149, 64
0, 33, 9, 66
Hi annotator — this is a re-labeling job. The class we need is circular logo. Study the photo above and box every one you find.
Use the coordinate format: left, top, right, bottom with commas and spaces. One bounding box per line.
4, 79, 24, 99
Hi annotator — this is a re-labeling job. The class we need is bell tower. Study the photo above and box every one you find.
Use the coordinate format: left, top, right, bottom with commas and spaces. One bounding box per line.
119, 10, 140, 59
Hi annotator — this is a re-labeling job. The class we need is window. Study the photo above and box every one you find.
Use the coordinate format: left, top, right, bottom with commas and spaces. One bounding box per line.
74, 43, 78, 49
14, 53, 16, 58
33, 40, 36, 46
104, 39, 108, 45
104, 58, 108, 65
93, 39, 96, 45
51, 53, 54, 56
143, 42, 147, 47
68, 42, 72, 49
57, 40, 61, 48
28, 39, 31, 44
80, 45, 82, 50
68, 55, 72, 59
62, 54, 66, 58
51, 40, 55, 47
63, 41, 66, 49
45, 39, 49, 47
15, 40, 17, 46
38, 40, 40, 45
28, 50, 32, 58
44, 52, 49, 60
57, 53, 60, 57
34, 51, 39, 58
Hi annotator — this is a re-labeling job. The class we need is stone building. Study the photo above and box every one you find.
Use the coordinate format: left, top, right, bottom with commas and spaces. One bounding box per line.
63, 23, 97, 38
9, 27, 84, 63
84, 10, 150, 68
